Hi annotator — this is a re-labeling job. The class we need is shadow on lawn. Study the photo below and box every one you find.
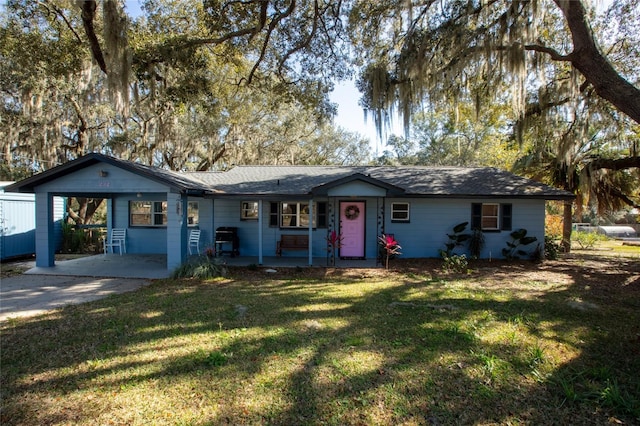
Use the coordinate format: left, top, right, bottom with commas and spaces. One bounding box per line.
1, 255, 639, 425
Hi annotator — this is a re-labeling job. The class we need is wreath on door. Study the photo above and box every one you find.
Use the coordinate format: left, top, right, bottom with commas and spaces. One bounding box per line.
344, 204, 360, 220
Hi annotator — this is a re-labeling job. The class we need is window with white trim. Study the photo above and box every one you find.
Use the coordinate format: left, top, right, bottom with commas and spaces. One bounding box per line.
130, 201, 167, 226
130, 201, 199, 227
481, 203, 499, 230
471, 203, 512, 231
391, 202, 410, 222
241, 201, 259, 220
281, 202, 313, 228
187, 202, 199, 226
267, 202, 327, 228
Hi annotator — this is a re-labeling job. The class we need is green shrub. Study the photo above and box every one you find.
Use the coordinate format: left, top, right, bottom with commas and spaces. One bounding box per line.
502, 228, 538, 260
572, 230, 606, 250
172, 256, 227, 279
61, 222, 88, 253
442, 254, 468, 273
439, 222, 470, 258
544, 235, 562, 260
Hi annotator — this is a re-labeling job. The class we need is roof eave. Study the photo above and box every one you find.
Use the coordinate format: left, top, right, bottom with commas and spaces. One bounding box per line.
4, 153, 204, 193
311, 173, 406, 196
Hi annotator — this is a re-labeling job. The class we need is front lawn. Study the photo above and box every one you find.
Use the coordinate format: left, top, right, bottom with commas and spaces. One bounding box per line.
1, 255, 639, 425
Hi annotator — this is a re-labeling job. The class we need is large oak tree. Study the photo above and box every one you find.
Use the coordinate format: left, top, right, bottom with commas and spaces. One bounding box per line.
350, 0, 639, 249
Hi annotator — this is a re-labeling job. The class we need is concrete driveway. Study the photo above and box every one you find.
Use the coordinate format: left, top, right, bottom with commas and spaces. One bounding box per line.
0, 274, 151, 321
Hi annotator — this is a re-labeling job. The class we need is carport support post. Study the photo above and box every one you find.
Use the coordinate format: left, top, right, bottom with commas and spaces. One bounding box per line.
167, 192, 188, 271
258, 199, 263, 265
35, 192, 55, 267
308, 198, 313, 266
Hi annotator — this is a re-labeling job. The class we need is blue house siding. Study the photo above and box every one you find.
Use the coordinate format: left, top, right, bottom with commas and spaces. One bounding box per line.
210, 196, 547, 260
36, 163, 170, 194
195, 197, 214, 249
385, 198, 545, 259
211, 199, 281, 257
212, 198, 336, 258
112, 194, 166, 254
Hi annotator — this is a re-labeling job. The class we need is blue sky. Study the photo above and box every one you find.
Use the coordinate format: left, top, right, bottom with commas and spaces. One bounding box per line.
329, 81, 396, 149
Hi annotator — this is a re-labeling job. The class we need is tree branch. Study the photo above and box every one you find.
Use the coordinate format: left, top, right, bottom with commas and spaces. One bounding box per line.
47, 3, 83, 44
80, 1, 107, 74
586, 156, 640, 171
277, 0, 319, 77
247, 0, 296, 84
524, 44, 572, 61
553, 0, 640, 124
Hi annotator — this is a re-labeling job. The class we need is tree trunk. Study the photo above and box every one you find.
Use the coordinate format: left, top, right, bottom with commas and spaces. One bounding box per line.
554, 0, 640, 124
562, 200, 573, 253
66, 197, 104, 225
80, 1, 107, 74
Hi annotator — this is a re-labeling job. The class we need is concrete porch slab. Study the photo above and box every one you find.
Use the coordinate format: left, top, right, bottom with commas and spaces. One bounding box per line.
25, 254, 169, 279
21, 254, 380, 279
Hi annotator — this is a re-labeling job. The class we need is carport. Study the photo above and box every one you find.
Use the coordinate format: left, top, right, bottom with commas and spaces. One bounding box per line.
3, 154, 211, 275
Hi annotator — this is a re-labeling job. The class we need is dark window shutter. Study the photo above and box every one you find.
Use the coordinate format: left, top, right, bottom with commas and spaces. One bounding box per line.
471, 203, 482, 229
269, 202, 279, 227
501, 204, 512, 230
317, 202, 327, 228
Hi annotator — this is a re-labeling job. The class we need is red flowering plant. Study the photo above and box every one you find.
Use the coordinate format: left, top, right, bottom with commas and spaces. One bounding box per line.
326, 230, 344, 266
204, 246, 216, 258
379, 234, 402, 269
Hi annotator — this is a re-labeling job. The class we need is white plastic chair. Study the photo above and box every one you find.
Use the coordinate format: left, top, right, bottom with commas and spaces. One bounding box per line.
103, 228, 126, 255
188, 229, 201, 255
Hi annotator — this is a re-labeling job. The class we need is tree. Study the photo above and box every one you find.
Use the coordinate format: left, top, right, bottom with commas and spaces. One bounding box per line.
352, 0, 640, 125
1, 0, 365, 226
0, 0, 118, 224
351, 0, 639, 250
5, 0, 638, 239
73, 0, 350, 117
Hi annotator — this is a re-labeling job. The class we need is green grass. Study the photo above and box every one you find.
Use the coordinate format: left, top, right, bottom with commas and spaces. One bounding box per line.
573, 238, 640, 256
1, 256, 639, 425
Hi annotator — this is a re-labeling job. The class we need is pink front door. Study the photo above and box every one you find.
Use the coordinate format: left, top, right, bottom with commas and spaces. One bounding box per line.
340, 202, 366, 258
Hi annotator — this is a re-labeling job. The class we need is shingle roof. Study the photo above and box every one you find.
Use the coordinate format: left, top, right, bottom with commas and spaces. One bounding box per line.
189, 165, 574, 199
5, 154, 574, 200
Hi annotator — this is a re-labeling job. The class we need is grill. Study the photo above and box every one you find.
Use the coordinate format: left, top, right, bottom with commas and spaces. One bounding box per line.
215, 227, 240, 257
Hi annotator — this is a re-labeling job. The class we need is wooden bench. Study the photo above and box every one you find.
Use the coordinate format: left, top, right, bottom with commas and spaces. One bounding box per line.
276, 234, 309, 256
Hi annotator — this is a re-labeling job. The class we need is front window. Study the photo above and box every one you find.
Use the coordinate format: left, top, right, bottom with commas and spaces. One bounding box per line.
391, 202, 410, 222
268, 202, 327, 228
241, 201, 259, 220
281, 202, 314, 228
130, 201, 199, 226
130, 201, 167, 226
187, 202, 199, 226
481, 204, 499, 230
471, 203, 512, 231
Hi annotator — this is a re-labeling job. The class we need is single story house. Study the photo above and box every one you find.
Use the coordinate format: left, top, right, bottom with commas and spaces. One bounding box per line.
4, 153, 574, 272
